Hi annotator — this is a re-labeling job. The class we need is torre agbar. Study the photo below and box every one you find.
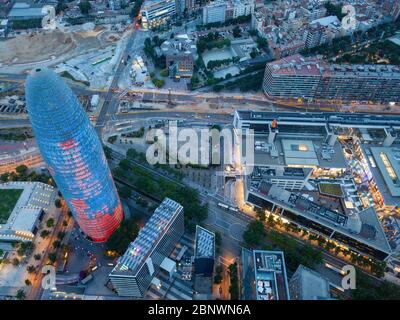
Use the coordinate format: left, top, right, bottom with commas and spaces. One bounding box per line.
25, 68, 123, 242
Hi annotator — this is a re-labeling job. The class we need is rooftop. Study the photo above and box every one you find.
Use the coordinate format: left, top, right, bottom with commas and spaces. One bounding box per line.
290, 265, 331, 300
0, 182, 54, 235
368, 146, 400, 206
249, 182, 391, 255
110, 198, 183, 276
8, 2, 46, 19
195, 225, 215, 259
267, 54, 400, 78
242, 249, 290, 300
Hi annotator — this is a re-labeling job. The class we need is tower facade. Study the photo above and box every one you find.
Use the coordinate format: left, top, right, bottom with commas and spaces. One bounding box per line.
25, 68, 123, 242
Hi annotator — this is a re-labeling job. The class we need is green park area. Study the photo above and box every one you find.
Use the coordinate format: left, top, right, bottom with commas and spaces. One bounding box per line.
0, 189, 23, 224
318, 183, 344, 198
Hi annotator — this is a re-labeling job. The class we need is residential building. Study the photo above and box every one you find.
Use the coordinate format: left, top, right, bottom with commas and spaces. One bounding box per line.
263, 54, 400, 103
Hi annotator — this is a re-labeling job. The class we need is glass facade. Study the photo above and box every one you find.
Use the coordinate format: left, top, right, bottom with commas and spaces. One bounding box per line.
25, 68, 123, 242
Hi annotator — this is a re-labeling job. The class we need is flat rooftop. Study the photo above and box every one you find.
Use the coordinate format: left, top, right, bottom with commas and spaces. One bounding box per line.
195, 225, 215, 259
235, 110, 400, 130
248, 182, 391, 254
0, 182, 54, 235
242, 249, 290, 300
369, 147, 400, 205
246, 136, 347, 169
111, 198, 183, 276
0, 188, 23, 224
291, 265, 331, 300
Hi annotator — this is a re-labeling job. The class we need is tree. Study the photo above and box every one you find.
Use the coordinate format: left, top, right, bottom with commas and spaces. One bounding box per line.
16, 289, 25, 300
53, 240, 61, 248
57, 231, 66, 240
215, 231, 222, 247
0, 248, 3, 257
256, 208, 266, 221
46, 218, 55, 228
25, 279, 32, 286
119, 186, 132, 199
48, 253, 57, 264
15, 165, 28, 175
160, 69, 169, 77
12, 258, 20, 266
106, 218, 140, 255
34, 253, 41, 261
40, 230, 51, 239
79, 0, 91, 14
228, 262, 239, 300
243, 220, 266, 246
62, 220, 68, 227
27, 265, 36, 273
233, 26, 241, 38
54, 198, 62, 208
56, 0, 68, 14
119, 159, 132, 171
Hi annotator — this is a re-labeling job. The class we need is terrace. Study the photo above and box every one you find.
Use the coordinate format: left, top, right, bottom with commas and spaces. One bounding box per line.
0, 189, 23, 224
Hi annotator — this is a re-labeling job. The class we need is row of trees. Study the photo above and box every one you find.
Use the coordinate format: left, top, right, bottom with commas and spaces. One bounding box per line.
197, 32, 231, 54
113, 156, 208, 232
206, 56, 240, 70
106, 217, 140, 255
228, 262, 239, 300
144, 36, 166, 69
197, 14, 251, 30
0, 165, 55, 187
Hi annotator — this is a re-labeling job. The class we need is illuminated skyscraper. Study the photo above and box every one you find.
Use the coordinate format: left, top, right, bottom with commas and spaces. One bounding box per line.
25, 68, 123, 242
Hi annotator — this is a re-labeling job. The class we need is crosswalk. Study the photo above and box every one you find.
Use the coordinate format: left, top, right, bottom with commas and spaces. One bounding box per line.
144, 234, 195, 300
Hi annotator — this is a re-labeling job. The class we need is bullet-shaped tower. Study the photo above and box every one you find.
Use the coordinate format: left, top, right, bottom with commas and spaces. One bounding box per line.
25, 68, 123, 242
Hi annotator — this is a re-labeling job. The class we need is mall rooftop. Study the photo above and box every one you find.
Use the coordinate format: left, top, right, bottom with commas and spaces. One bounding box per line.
248, 182, 391, 257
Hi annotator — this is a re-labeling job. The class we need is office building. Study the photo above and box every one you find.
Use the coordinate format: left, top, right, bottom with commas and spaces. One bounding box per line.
109, 198, 184, 297
0, 182, 55, 242
141, 0, 176, 29
263, 54, 400, 103
193, 225, 215, 294
289, 265, 331, 300
25, 68, 123, 242
241, 249, 290, 300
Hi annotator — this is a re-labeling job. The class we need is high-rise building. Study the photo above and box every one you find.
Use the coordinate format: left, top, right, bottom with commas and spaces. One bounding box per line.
193, 225, 215, 295
109, 198, 184, 297
25, 68, 123, 242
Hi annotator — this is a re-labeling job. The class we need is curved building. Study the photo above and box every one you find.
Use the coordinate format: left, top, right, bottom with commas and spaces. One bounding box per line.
25, 68, 123, 242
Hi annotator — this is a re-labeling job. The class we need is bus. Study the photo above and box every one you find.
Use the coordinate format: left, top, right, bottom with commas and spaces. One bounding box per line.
325, 262, 346, 275
218, 203, 229, 210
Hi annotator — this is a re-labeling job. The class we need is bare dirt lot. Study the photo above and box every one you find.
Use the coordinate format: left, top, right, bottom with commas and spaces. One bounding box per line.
0, 27, 118, 65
